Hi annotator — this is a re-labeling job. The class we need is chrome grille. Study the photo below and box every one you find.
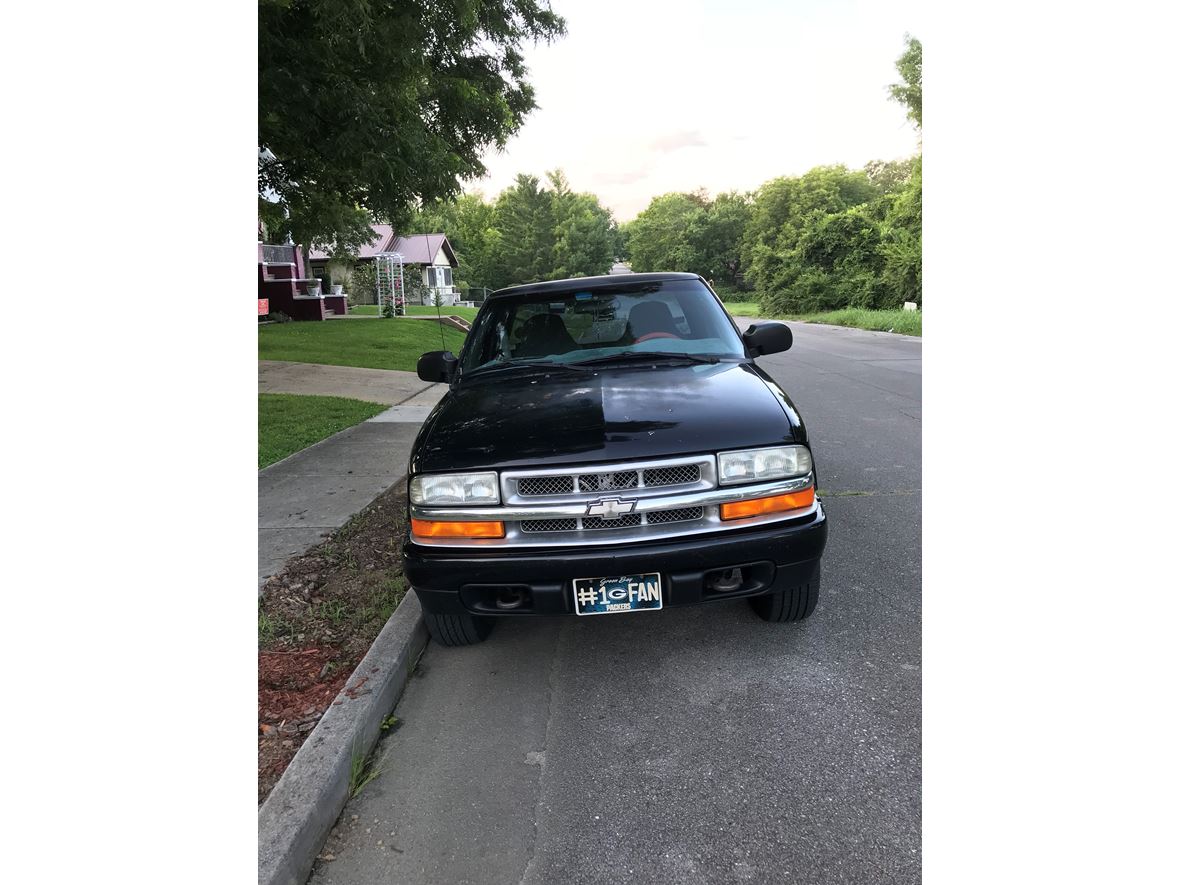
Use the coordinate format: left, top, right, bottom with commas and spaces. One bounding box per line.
414, 460, 818, 548
497, 455, 723, 544
517, 475, 576, 497
579, 471, 638, 492
644, 464, 701, 487
518, 508, 704, 536
582, 513, 643, 530
510, 456, 713, 501
521, 518, 578, 533
645, 506, 704, 525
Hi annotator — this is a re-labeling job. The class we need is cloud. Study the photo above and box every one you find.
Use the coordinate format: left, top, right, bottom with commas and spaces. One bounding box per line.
592, 168, 652, 186
648, 130, 707, 153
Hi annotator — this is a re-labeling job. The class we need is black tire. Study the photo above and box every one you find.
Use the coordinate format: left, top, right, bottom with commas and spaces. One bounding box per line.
749, 568, 820, 623
422, 608, 494, 646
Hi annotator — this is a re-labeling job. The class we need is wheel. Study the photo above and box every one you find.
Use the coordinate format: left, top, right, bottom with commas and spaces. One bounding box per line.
421, 607, 494, 646
749, 568, 820, 623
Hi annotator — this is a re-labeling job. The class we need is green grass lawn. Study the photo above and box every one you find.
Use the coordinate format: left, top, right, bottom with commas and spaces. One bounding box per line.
406, 304, 480, 322
791, 307, 922, 336
725, 302, 921, 336
348, 304, 481, 322
259, 394, 387, 468
259, 316, 467, 371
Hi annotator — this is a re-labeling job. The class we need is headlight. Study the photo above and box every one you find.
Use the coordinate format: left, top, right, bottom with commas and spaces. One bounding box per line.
410, 472, 500, 505
717, 445, 812, 485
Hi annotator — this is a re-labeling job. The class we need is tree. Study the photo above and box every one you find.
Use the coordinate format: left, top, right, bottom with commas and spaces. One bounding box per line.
740, 165, 879, 299
492, 174, 557, 285
879, 156, 922, 306
889, 35, 922, 129
548, 171, 617, 279
624, 193, 708, 274
413, 192, 500, 291
258, 0, 565, 255
864, 157, 916, 195
689, 191, 752, 289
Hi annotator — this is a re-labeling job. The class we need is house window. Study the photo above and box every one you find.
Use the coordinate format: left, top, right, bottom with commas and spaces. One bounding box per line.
427, 266, 453, 288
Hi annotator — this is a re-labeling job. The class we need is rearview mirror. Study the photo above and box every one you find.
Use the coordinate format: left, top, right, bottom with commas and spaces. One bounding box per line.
417, 350, 458, 383
742, 321, 792, 357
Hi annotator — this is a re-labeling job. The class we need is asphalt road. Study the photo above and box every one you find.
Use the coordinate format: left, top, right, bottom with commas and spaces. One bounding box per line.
310, 321, 921, 885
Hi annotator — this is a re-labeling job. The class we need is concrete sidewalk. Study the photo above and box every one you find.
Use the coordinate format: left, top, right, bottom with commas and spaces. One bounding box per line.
258, 374, 446, 590
260, 360, 438, 406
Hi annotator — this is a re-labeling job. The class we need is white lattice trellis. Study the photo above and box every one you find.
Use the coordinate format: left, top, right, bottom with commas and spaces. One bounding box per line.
374, 252, 406, 317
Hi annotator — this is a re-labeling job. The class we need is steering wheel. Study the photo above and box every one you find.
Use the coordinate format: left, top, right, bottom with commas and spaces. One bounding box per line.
635, 331, 682, 343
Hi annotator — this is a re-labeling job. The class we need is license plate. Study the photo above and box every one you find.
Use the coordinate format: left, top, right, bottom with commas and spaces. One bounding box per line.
572, 573, 663, 616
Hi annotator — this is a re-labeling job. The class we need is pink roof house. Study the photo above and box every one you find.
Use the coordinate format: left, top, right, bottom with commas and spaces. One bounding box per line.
308, 227, 460, 305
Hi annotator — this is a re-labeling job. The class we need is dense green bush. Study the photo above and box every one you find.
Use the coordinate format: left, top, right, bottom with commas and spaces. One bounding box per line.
349, 261, 377, 305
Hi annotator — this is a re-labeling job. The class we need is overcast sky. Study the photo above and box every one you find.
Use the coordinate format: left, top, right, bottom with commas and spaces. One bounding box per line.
469, 0, 928, 221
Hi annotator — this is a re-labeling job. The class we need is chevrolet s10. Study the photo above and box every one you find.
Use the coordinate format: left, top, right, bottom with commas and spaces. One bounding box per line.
405, 272, 827, 645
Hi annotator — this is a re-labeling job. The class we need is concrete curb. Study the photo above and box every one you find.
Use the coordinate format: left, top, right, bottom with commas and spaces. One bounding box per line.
258, 592, 428, 885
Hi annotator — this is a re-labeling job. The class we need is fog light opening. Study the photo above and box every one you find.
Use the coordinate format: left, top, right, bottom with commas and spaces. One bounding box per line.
495, 588, 527, 610
707, 567, 744, 594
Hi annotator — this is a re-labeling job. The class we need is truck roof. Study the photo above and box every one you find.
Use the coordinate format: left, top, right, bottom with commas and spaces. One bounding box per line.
489, 272, 703, 300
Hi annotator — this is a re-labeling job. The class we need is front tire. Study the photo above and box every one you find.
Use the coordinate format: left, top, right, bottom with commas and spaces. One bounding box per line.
749, 568, 820, 623
421, 607, 494, 646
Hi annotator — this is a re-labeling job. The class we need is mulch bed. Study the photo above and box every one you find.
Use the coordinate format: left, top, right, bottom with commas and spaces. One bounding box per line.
258, 477, 410, 805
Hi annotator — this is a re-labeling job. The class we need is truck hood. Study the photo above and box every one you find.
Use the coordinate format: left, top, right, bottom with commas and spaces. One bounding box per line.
409, 361, 805, 474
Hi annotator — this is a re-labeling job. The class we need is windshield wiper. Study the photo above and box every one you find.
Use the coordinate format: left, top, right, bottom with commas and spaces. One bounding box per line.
464, 359, 594, 378
571, 351, 721, 367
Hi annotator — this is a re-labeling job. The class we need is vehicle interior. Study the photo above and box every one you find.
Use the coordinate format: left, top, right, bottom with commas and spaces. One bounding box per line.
462, 281, 745, 372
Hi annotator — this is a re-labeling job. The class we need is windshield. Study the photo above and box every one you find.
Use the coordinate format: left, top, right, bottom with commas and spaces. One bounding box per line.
459, 279, 745, 375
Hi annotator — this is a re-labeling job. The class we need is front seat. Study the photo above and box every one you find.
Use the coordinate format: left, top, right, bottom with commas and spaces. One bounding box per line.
628, 301, 683, 343
515, 314, 578, 358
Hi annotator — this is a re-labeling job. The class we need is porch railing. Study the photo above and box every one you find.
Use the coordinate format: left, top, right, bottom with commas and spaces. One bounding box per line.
261, 244, 296, 264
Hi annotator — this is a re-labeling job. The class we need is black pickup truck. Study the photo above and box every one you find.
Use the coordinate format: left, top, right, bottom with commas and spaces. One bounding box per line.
405, 272, 827, 645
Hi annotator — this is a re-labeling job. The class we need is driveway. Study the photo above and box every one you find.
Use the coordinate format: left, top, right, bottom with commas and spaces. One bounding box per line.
310, 322, 922, 884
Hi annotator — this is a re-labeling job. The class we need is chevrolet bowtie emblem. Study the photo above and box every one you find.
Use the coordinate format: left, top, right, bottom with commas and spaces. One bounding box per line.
585, 497, 637, 520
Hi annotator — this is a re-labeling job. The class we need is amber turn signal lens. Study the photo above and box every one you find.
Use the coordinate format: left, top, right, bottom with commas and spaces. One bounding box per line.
411, 518, 505, 539
720, 487, 815, 520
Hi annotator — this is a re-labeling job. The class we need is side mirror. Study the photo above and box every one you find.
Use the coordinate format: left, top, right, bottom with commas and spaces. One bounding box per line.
417, 350, 458, 383
742, 321, 792, 357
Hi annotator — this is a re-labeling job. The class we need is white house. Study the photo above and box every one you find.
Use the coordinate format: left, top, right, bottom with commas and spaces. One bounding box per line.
308, 226, 460, 305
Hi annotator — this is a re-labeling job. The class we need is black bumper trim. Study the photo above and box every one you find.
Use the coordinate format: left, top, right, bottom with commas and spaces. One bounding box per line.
404, 505, 827, 616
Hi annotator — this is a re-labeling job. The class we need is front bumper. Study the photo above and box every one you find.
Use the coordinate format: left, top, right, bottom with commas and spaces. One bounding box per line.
404, 501, 827, 617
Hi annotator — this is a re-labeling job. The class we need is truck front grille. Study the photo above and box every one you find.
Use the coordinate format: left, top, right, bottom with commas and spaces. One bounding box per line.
643, 465, 701, 487
499, 455, 720, 544
516, 476, 575, 497
645, 506, 704, 525
513, 461, 703, 499
414, 457, 817, 548
578, 471, 639, 492
518, 506, 705, 536
520, 518, 579, 533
